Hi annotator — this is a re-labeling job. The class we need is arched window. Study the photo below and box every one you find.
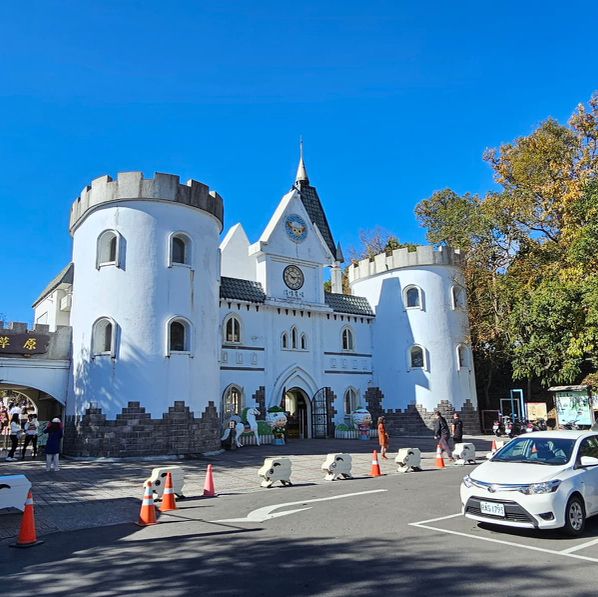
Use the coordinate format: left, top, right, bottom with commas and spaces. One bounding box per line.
291, 326, 298, 349
342, 327, 354, 351
457, 344, 468, 369
281, 332, 288, 349
404, 285, 422, 309
168, 318, 191, 353
300, 333, 307, 350
96, 230, 120, 268
170, 233, 191, 266
222, 385, 243, 420
409, 345, 425, 369
92, 317, 116, 356
344, 387, 359, 415
224, 315, 241, 344
451, 285, 465, 310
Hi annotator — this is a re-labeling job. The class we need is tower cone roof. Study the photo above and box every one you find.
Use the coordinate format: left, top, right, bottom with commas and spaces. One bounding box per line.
295, 137, 309, 184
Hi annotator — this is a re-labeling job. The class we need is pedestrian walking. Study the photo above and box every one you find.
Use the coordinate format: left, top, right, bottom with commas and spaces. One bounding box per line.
377, 416, 390, 459
433, 410, 454, 461
22, 413, 39, 459
6, 413, 21, 461
44, 417, 63, 472
452, 413, 463, 447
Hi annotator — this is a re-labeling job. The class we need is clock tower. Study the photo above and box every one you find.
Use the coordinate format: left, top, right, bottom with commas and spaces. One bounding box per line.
248, 150, 342, 306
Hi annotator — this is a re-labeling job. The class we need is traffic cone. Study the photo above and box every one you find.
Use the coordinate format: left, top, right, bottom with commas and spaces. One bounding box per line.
435, 444, 446, 469
136, 481, 158, 526
491, 438, 498, 452
370, 450, 382, 477
10, 490, 44, 548
203, 464, 216, 497
159, 472, 177, 512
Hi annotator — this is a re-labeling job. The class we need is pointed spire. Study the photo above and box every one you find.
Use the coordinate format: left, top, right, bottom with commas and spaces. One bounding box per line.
295, 136, 309, 184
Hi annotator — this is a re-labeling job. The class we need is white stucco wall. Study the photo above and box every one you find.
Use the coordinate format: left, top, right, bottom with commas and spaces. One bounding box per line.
352, 264, 478, 412
69, 199, 221, 418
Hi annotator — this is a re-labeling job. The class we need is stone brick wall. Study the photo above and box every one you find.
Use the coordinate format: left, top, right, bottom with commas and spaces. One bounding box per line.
381, 398, 480, 436
63, 400, 220, 457
251, 386, 266, 414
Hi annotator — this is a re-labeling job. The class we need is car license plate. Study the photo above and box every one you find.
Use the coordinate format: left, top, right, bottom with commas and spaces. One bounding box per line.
480, 501, 505, 517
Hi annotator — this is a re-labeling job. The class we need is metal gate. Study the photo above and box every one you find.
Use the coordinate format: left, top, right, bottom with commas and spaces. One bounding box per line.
312, 387, 331, 439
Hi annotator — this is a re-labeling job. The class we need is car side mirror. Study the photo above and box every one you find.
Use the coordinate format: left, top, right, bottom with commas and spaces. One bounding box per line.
580, 456, 598, 467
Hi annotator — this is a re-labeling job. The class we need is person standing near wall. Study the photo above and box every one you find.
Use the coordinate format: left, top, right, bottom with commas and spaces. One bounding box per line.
44, 417, 63, 472
6, 413, 21, 461
452, 413, 463, 447
433, 410, 454, 461
22, 414, 39, 459
377, 416, 390, 459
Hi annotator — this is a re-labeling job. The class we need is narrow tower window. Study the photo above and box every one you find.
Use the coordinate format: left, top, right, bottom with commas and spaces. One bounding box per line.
225, 315, 241, 344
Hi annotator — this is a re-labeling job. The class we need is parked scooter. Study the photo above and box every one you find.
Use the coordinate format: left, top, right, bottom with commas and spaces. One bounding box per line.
492, 419, 504, 436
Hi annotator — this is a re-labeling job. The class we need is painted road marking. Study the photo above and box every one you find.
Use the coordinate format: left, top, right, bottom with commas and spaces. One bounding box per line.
560, 536, 598, 554
410, 514, 598, 563
212, 489, 388, 523
410, 513, 463, 525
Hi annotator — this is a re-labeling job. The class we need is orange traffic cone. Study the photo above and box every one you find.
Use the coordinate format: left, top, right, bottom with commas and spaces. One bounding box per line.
10, 490, 44, 548
159, 472, 177, 512
435, 444, 446, 469
137, 481, 158, 526
491, 438, 498, 452
370, 450, 382, 477
203, 464, 216, 497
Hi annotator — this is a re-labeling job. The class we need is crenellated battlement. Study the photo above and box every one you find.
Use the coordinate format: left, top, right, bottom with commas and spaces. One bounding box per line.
348, 245, 463, 285
69, 171, 224, 234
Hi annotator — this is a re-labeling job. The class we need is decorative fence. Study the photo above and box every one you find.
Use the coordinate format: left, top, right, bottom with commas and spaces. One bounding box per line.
334, 428, 377, 440
239, 433, 275, 446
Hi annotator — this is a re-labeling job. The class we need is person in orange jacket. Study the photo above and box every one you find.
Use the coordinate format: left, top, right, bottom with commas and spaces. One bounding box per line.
377, 416, 390, 459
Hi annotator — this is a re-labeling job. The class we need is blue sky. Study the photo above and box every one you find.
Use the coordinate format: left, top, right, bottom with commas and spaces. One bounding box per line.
1, 1, 597, 323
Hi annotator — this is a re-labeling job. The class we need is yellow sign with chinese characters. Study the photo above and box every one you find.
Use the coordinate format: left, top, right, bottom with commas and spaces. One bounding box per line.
0, 333, 50, 355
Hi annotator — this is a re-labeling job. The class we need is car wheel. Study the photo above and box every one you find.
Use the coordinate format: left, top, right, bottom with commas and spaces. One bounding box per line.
562, 495, 586, 537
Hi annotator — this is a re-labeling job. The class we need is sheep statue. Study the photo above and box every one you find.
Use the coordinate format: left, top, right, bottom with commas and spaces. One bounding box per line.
321, 453, 353, 481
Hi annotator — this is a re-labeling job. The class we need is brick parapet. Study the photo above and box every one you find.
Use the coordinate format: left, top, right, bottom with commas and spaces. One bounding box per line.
69, 171, 224, 234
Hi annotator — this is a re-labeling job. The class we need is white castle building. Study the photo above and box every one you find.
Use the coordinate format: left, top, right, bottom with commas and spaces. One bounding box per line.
0, 156, 479, 456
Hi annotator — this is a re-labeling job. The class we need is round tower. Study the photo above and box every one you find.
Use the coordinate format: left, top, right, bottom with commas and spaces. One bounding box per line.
66, 171, 223, 455
349, 246, 479, 432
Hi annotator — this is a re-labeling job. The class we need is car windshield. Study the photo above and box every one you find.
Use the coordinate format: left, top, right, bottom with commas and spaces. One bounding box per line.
492, 437, 575, 466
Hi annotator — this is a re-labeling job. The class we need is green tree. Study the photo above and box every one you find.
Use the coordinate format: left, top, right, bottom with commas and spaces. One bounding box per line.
415, 93, 598, 400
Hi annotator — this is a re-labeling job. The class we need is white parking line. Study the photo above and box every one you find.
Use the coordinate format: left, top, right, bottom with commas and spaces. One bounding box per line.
410, 516, 598, 564
560, 537, 598, 554
409, 513, 463, 525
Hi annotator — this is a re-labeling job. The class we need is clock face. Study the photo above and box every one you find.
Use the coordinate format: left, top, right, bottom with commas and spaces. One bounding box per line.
283, 265, 304, 290
284, 214, 308, 243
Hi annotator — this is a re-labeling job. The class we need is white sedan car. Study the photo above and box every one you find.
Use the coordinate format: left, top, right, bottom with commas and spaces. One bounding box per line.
461, 431, 598, 536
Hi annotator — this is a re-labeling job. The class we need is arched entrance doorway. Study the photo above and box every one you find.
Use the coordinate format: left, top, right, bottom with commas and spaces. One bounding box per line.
284, 387, 311, 439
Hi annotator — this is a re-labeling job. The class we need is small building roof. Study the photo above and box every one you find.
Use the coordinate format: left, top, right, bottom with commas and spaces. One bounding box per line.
547, 385, 590, 392
324, 292, 374, 317
32, 263, 74, 307
220, 277, 266, 303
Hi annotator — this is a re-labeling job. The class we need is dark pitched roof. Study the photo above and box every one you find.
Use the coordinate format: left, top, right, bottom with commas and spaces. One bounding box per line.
32, 263, 74, 307
220, 277, 266, 303
325, 292, 374, 317
295, 180, 338, 261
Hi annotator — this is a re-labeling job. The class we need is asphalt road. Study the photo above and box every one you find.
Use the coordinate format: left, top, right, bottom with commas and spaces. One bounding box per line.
2, 464, 598, 596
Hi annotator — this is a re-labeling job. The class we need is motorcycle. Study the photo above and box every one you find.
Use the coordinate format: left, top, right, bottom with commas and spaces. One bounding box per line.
492, 419, 504, 436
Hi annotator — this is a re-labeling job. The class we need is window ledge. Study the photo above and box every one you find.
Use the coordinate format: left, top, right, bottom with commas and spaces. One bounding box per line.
97, 261, 118, 269
167, 351, 193, 358
168, 262, 193, 269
